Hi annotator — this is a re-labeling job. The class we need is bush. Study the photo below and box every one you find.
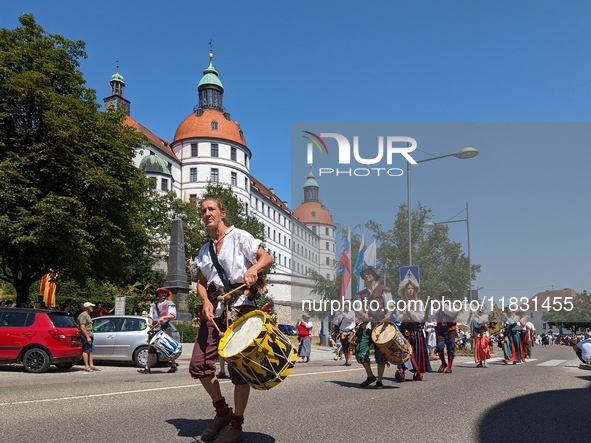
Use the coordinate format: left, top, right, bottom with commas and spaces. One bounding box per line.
586, 358, 591, 365
175, 323, 198, 343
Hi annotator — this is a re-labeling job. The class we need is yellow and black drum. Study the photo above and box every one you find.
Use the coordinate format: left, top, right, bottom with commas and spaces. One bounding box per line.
218, 310, 297, 390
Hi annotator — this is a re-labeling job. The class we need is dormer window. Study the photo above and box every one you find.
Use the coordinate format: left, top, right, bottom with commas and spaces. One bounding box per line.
211, 120, 218, 131
311, 211, 316, 218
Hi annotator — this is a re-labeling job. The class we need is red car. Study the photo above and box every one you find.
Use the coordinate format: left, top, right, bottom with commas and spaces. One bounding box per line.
0, 308, 82, 373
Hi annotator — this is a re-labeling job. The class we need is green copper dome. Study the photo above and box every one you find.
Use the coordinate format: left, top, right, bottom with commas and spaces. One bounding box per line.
198, 59, 223, 90
139, 154, 171, 175
304, 168, 319, 188
111, 71, 125, 84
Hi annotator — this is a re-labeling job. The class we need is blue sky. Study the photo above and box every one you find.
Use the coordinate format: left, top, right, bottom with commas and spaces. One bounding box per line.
3, 1, 591, 305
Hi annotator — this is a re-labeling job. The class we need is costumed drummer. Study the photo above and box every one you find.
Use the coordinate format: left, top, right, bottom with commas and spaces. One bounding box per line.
138, 287, 177, 374
394, 277, 431, 381
189, 197, 272, 443
355, 266, 392, 389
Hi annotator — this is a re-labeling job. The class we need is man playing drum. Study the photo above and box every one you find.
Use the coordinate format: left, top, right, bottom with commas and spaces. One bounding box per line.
354, 266, 392, 389
189, 197, 272, 443
138, 287, 177, 374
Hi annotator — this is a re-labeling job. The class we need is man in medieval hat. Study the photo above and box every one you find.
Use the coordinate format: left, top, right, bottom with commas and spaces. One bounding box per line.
354, 266, 392, 389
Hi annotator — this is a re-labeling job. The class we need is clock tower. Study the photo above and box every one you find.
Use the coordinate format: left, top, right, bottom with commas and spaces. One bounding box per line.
103, 66, 130, 116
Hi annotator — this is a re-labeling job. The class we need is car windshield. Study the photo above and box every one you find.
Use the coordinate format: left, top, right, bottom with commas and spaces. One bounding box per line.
49, 313, 78, 328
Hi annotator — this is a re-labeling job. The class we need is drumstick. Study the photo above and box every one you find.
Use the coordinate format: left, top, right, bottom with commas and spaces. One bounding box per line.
216, 284, 247, 302
210, 317, 222, 333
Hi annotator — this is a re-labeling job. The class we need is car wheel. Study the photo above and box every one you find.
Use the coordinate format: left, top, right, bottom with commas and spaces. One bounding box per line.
133, 346, 156, 368
55, 362, 76, 370
23, 348, 51, 373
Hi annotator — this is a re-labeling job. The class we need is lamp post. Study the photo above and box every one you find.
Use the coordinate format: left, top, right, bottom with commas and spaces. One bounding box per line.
407, 147, 478, 266
382, 234, 394, 285
422, 202, 473, 301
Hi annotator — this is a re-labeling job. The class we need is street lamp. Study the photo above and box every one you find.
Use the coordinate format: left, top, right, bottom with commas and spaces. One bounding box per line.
422, 202, 474, 301
406, 147, 478, 266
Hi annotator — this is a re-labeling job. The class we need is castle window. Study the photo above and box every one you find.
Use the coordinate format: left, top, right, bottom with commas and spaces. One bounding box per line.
326, 273, 330, 280
326, 242, 329, 250
326, 257, 330, 265
325, 227, 329, 235
190, 168, 197, 182
231, 147, 237, 161
211, 144, 218, 157
231, 172, 237, 186
161, 178, 168, 191
210, 168, 219, 183
191, 144, 198, 157
189, 194, 197, 207
245, 177, 248, 190
312, 226, 317, 233
211, 120, 218, 131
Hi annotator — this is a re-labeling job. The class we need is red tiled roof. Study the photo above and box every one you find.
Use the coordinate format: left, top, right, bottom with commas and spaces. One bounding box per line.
528, 289, 579, 305
124, 116, 175, 159
293, 202, 334, 226
173, 109, 246, 148
250, 176, 291, 214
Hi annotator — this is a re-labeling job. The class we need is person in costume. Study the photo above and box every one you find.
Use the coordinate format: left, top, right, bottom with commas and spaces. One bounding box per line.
333, 304, 356, 366
517, 312, 530, 362
138, 288, 177, 374
354, 266, 392, 389
501, 309, 521, 365
394, 278, 431, 381
435, 291, 461, 373
189, 197, 272, 443
297, 313, 313, 363
468, 305, 490, 368
425, 315, 437, 361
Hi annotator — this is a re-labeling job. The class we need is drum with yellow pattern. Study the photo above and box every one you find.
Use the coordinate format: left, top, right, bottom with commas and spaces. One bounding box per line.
218, 310, 297, 390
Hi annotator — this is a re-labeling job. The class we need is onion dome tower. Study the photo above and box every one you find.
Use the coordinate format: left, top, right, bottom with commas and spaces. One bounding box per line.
293, 166, 336, 280
103, 66, 130, 116
171, 51, 251, 207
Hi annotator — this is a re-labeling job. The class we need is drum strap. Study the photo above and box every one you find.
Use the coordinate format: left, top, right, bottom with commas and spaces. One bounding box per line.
209, 241, 232, 293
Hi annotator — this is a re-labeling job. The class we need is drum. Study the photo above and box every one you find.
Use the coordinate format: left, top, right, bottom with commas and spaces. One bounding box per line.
219, 310, 297, 391
149, 330, 183, 360
371, 322, 412, 365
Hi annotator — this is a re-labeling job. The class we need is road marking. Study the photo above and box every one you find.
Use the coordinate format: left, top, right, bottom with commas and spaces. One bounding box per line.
0, 367, 363, 407
537, 359, 567, 366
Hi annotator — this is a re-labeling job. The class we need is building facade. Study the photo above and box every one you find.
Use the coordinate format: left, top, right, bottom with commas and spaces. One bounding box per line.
103, 54, 336, 323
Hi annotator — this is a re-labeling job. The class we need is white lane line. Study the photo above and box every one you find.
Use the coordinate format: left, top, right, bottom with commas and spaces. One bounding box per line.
0, 367, 363, 407
537, 359, 567, 367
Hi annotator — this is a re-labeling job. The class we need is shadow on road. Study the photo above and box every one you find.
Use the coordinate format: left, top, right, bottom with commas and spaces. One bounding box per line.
477, 375, 591, 442
326, 379, 401, 389
167, 418, 276, 442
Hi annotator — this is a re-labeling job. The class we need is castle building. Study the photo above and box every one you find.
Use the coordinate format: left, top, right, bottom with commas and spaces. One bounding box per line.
103, 53, 336, 321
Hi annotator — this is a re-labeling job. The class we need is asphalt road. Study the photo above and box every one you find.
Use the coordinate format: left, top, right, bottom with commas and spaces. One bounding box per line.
0, 344, 589, 443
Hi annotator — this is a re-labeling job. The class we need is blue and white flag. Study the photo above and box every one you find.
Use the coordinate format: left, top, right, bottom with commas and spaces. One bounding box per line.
353, 232, 365, 293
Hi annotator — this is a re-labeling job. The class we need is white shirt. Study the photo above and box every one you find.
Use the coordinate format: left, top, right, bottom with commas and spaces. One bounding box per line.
365, 282, 393, 329
335, 310, 356, 332
504, 315, 519, 326
469, 313, 489, 329
526, 321, 535, 331
148, 300, 176, 331
196, 226, 262, 317
577, 338, 591, 361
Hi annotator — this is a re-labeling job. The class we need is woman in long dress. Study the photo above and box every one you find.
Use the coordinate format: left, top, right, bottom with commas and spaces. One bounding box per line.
468, 306, 490, 368
297, 313, 313, 363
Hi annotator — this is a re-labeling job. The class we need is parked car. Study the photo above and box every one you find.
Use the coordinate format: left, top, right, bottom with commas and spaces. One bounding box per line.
278, 324, 298, 336
91, 315, 181, 367
0, 308, 82, 373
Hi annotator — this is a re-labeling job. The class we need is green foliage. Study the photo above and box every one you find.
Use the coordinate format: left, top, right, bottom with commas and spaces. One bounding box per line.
174, 323, 198, 343
0, 15, 152, 304
543, 290, 591, 333
311, 202, 480, 303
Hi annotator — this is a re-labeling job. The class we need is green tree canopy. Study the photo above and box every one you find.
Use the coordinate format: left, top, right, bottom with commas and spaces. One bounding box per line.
543, 290, 591, 333
0, 15, 151, 304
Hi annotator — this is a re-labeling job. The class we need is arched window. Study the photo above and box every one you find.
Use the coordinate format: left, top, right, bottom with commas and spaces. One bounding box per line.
211, 120, 218, 131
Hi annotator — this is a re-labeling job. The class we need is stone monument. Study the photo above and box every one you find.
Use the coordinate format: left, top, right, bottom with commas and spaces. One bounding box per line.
164, 218, 191, 322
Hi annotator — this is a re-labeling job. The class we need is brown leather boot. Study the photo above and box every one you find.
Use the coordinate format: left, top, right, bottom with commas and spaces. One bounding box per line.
201, 408, 234, 441
214, 420, 244, 443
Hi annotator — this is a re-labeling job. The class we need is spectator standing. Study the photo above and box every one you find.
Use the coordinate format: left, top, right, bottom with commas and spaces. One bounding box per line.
6, 300, 14, 308
297, 313, 313, 363
0, 301, 5, 308
91, 302, 114, 318
78, 302, 99, 372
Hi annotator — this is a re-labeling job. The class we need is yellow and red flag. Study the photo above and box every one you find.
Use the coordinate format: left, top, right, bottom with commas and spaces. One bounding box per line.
40, 271, 57, 307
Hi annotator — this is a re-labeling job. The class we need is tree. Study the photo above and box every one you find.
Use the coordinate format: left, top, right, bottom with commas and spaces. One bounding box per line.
0, 15, 151, 304
543, 290, 591, 333
311, 202, 481, 304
